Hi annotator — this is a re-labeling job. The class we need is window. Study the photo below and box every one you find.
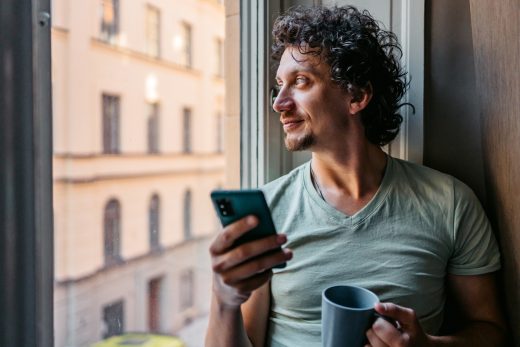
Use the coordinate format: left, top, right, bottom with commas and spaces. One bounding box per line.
104, 199, 121, 265
100, 0, 120, 43
102, 94, 120, 154
146, 5, 161, 57
147, 102, 160, 153
179, 269, 194, 310
149, 194, 160, 250
183, 190, 192, 240
148, 278, 162, 332
215, 38, 224, 77
216, 112, 223, 153
182, 108, 192, 153
181, 23, 193, 68
45, 1, 231, 346
102, 300, 124, 338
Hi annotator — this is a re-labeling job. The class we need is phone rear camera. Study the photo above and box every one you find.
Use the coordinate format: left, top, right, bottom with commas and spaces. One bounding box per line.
216, 198, 234, 217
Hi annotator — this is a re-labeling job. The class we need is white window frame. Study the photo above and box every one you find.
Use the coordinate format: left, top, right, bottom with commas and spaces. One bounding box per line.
240, 0, 424, 187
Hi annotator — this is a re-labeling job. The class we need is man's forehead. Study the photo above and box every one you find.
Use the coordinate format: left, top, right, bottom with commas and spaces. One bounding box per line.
276, 46, 326, 77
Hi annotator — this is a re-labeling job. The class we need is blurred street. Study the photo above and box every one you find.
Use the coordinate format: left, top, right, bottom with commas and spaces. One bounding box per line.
177, 314, 209, 347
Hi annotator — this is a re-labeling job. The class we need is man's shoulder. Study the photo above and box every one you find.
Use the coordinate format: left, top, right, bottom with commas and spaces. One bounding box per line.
261, 162, 308, 203
392, 157, 456, 187
391, 157, 476, 202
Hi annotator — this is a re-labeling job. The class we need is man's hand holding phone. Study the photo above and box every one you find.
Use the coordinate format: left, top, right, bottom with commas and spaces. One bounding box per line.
209, 215, 292, 307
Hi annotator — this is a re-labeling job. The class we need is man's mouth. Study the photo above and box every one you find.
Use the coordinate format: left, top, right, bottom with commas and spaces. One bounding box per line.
282, 119, 304, 131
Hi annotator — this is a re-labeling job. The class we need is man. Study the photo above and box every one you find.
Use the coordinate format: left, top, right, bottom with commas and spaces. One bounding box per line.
206, 5, 506, 347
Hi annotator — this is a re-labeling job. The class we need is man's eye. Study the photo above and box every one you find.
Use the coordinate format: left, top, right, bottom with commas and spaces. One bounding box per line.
295, 76, 307, 85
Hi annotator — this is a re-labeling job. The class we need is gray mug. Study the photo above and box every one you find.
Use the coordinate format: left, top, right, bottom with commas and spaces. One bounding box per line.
321, 285, 380, 347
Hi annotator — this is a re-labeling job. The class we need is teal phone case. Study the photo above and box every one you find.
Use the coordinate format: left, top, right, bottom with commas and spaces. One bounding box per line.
210, 189, 286, 268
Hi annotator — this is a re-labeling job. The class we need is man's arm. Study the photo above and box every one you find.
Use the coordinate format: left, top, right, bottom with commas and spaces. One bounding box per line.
242, 282, 271, 346
428, 273, 507, 346
205, 216, 291, 347
366, 273, 507, 347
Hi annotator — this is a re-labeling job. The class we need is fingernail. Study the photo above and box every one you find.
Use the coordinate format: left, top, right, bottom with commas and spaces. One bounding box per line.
284, 248, 293, 259
247, 215, 257, 226
277, 234, 287, 244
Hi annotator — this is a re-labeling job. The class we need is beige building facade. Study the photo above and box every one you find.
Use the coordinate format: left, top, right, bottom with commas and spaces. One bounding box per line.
51, 0, 227, 346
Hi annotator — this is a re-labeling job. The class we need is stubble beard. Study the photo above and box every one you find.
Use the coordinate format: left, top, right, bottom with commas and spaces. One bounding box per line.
284, 132, 315, 151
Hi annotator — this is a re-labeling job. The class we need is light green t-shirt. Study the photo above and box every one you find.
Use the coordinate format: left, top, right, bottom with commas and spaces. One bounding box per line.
261, 156, 500, 347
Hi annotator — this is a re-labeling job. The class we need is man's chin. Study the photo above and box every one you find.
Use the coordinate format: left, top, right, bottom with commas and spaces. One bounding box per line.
284, 135, 314, 151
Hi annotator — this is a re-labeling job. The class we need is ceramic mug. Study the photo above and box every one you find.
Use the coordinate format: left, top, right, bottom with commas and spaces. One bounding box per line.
321, 285, 382, 347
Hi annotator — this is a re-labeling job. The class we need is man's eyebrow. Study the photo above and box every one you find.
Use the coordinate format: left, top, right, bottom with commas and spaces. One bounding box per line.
276, 65, 322, 80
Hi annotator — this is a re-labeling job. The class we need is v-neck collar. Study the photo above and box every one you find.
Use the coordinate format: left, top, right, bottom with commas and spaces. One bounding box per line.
303, 155, 394, 227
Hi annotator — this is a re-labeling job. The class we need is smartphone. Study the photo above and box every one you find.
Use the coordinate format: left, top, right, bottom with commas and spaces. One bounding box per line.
210, 189, 286, 268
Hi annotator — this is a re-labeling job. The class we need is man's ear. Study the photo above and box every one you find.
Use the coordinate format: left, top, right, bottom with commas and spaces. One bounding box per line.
348, 83, 373, 115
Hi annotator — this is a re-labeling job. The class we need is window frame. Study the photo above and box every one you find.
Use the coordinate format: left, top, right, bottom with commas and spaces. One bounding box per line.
100, 0, 120, 43
104, 199, 122, 266
182, 107, 192, 153
145, 4, 161, 57
181, 22, 193, 68
183, 189, 192, 240
147, 102, 160, 154
0, 0, 53, 345
102, 93, 121, 154
149, 194, 161, 251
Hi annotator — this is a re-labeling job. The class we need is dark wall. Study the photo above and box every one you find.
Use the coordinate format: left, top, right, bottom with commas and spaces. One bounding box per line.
426, 0, 520, 343
470, 0, 520, 344
423, 0, 487, 205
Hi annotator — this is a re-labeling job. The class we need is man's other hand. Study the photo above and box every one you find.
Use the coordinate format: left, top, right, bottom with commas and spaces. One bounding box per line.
209, 215, 292, 308
365, 302, 433, 347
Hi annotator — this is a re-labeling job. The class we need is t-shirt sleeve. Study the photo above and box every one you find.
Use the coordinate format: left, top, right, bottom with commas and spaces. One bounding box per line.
448, 180, 501, 275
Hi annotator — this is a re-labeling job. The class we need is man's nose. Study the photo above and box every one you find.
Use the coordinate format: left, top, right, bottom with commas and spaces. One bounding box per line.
272, 88, 294, 113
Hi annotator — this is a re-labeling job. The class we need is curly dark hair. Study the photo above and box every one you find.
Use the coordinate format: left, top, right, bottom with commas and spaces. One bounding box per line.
272, 5, 409, 146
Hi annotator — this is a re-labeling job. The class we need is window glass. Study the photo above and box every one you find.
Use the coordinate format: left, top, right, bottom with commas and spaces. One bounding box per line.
100, 0, 120, 43
180, 23, 193, 68
147, 102, 160, 153
102, 94, 120, 154
146, 5, 161, 57
183, 107, 192, 153
149, 194, 161, 250
52, 0, 233, 345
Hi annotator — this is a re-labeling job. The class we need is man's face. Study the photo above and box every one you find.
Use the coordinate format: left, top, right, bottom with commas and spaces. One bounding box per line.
273, 46, 352, 151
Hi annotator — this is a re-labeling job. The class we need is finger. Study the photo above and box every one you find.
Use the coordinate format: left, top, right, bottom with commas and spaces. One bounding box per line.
366, 328, 388, 347
219, 248, 292, 284
210, 215, 258, 254
375, 302, 417, 328
371, 317, 402, 346
212, 233, 288, 272
233, 269, 273, 294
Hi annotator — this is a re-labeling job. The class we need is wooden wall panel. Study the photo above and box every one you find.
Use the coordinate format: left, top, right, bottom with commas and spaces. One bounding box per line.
469, 0, 520, 343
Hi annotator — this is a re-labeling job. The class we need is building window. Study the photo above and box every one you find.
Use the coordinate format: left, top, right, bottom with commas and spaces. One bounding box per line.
215, 38, 224, 77
216, 112, 223, 153
148, 277, 162, 332
102, 300, 124, 338
182, 108, 192, 153
181, 23, 193, 68
102, 94, 120, 154
146, 5, 161, 57
179, 269, 194, 310
183, 189, 192, 240
149, 194, 160, 250
100, 0, 120, 43
104, 199, 121, 265
147, 103, 160, 154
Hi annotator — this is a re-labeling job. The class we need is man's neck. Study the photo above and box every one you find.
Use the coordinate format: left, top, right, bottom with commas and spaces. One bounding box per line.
310, 144, 387, 215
